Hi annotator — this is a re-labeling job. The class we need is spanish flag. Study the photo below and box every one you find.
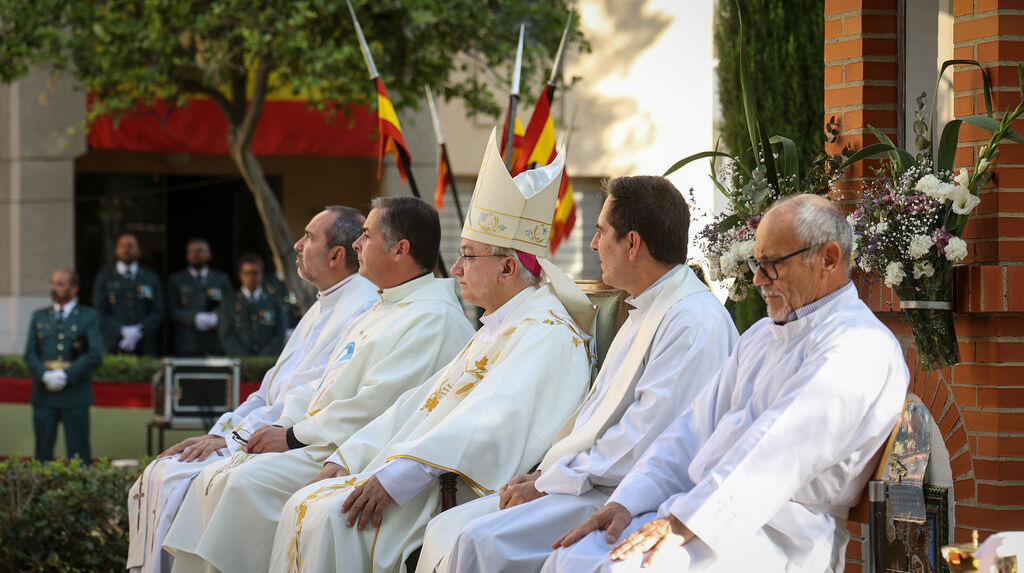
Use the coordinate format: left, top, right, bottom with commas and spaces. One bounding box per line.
500, 107, 526, 168
434, 150, 451, 209
550, 169, 577, 254
513, 87, 557, 175
376, 77, 410, 182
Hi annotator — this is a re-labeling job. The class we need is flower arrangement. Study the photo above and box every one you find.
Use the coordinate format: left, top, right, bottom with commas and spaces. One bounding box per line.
844, 60, 1024, 369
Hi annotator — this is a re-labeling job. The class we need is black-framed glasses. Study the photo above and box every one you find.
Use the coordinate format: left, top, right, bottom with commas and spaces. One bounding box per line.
231, 428, 252, 447
746, 246, 815, 280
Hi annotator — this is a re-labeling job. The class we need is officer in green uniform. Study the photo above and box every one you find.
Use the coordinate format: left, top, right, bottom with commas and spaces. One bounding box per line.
262, 272, 302, 331
92, 232, 164, 355
167, 238, 234, 356
25, 269, 104, 463
219, 254, 286, 356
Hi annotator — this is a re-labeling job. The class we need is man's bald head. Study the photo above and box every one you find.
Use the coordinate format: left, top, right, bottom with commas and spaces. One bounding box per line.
753, 194, 852, 323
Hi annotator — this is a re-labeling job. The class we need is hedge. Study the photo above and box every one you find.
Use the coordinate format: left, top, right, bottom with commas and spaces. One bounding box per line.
0, 354, 277, 382
0, 457, 144, 572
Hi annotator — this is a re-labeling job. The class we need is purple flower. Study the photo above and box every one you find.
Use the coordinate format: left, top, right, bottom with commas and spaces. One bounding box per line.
933, 228, 952, 251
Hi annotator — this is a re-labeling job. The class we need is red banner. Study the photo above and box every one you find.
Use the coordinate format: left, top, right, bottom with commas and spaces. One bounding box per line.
87, 98, 378, 158
0, 377, 259, 409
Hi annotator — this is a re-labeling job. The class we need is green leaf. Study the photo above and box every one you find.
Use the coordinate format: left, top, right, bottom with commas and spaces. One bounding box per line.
769, 134, 800, 192
734, 0, 759, 157
663, 150, 736, 177
838, 142, 897, 171
963, 114, 1024, 144
935, 119, 962, 174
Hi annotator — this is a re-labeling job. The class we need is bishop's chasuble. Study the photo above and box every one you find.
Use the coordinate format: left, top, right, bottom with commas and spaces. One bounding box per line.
268, 284, 595, 573
422, 264, 739, 573
127, 274, 378, 573
162, 274, 474, 573
543, 283, 909, 572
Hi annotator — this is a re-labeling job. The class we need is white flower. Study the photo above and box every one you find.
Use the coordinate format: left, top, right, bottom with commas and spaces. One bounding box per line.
908, 234, 933, 259
915, 174, 955, 202
950, 187, 981, 215
884, 262, 906, 287
944, 236, 968, 261
871, 221, 889, 234
912, 261, 935, 279
954, 167, 970, 188
727, 284, 748, 302
719, 253, 741, 279
859, 258, 872, 272
707, 261, 722, 282
733, 239, 756, 260
978, 158, 990, 173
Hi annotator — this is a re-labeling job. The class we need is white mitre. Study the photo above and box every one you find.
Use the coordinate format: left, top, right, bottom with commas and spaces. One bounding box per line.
462, 128, 596, 335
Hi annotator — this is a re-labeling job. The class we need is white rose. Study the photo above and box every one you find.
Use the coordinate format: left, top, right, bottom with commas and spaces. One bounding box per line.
954, 167, 970, 188
916, 174, 955, 202
950, 187, 981, 215
912, 260, 935, 279
734, 239, 756, 260
944, 236, 968, 261
908, 234, 933, 259
884, 262, 906, 287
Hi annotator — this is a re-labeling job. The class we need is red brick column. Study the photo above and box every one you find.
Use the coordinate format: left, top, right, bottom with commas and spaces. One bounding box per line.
825, 0, 1024, 570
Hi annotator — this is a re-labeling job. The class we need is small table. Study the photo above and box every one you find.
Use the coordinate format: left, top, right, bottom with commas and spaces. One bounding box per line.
146, 420, 173, 456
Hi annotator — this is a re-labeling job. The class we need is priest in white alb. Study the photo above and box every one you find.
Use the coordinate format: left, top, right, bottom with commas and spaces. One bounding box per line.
163, 197, 475, 573
544, 195, 910, 572
127, 206, 377, 573
267, 128, 598, 573
420, 176, 738, 573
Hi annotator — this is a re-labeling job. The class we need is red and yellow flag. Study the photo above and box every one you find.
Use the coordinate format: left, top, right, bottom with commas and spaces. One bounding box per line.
376, 77, 410, 182
549, 168, 576, 254
434, 151, 451, 209
500, 108, 526, 168
513, 87, 557, 175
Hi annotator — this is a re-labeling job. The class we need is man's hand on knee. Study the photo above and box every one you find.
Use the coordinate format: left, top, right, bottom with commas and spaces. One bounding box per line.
178, 435, 227, 462
159, 436, 203, 458
552, 502, 632, 549
305, 462, 349, 488
498, 471, 545, 509
609, 515, 694, 568
340, 475, 394, 530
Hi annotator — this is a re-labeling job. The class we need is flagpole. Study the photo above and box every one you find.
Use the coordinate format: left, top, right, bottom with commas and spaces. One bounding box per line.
546, 10, 573, 101
504, 23, 525, 170
425, 85, 465, 223
348, 0, 447, 277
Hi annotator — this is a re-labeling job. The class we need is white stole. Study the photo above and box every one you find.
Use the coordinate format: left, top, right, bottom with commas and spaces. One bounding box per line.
538, 265, 710, 471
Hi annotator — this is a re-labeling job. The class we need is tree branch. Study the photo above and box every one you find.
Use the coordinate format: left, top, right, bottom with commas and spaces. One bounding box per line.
182, 80, 233, 120
236, 52, 271, 151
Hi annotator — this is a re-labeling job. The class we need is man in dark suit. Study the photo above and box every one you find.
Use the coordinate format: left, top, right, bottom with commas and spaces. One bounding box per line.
167, 238, 233, 356
220, 254, 286, 356
92, 232, 164, 355
25, 269, 104, 463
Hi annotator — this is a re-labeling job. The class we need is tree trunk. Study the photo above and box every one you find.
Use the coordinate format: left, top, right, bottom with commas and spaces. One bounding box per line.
227, 142, 316, 311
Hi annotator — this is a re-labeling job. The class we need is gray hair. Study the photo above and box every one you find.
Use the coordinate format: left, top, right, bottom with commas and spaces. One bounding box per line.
491, 246, 543, 287
324, 205, 365, 272
773, 195, 853, 269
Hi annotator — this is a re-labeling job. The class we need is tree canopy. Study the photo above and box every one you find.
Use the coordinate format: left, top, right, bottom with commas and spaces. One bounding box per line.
0, 0, 581, 306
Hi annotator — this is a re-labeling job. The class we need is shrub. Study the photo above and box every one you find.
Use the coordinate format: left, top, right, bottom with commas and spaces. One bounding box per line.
0, 457, 143, 572
0, 354, 275, 382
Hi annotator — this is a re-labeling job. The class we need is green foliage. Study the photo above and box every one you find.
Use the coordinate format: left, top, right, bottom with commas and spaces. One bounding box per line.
0, 456, 143, 572
0, 354, 275, 382
0, 0, 584, 121
714, 0, 824, 165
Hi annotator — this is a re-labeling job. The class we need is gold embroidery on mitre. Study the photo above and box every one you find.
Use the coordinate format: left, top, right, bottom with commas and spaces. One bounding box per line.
287, 477, 364, 573
521, 222, 551, 245
476, 211, 507, 233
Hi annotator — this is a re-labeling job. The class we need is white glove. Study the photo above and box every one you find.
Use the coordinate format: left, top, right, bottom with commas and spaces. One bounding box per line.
118, 324, 143, 351
42, 370, 67, 392
194, 312, 219, 331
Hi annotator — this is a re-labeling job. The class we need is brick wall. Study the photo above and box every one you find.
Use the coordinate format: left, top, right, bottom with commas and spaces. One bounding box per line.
825, 0, 1024, 570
